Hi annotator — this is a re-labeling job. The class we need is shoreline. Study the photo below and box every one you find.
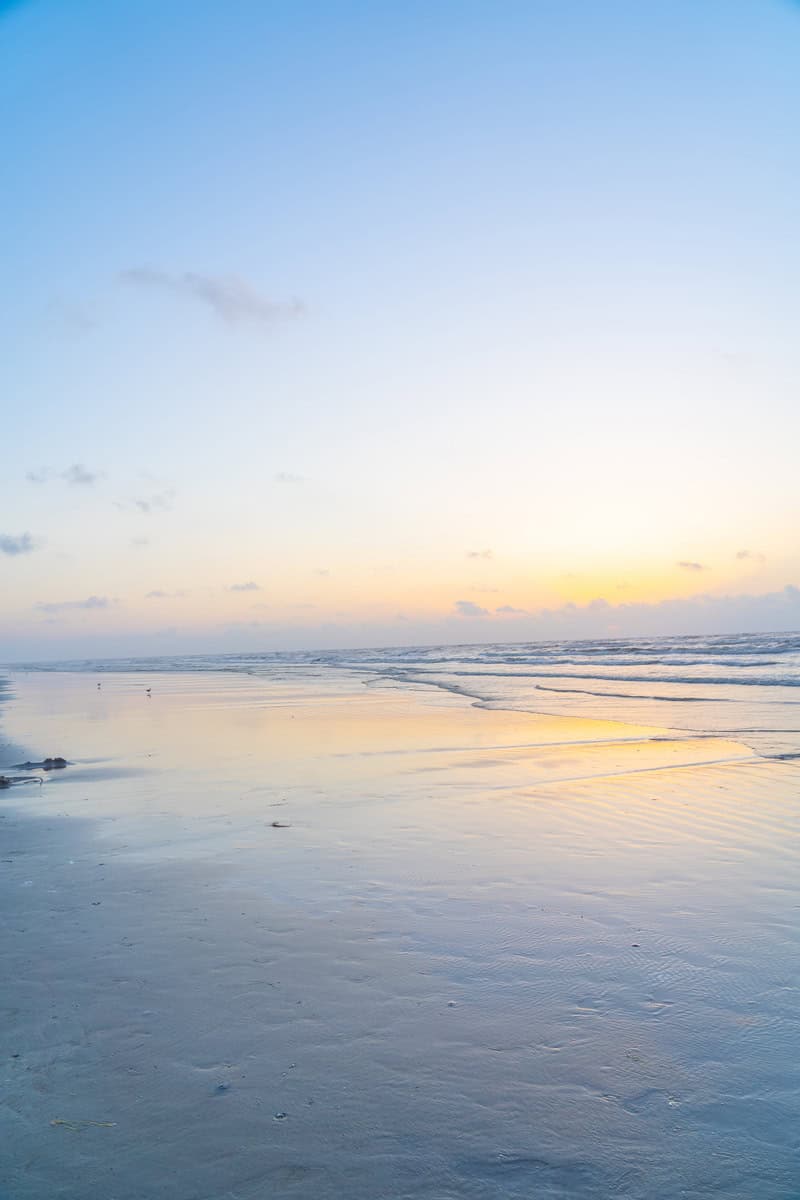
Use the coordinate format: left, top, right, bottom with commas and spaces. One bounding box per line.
8, 632, 800, 762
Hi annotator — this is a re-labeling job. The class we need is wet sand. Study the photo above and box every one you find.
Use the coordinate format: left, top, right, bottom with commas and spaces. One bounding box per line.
1, 670, 799, 1198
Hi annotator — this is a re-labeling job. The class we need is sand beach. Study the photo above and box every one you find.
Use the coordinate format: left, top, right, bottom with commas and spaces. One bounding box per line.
1, 665, 799, 1198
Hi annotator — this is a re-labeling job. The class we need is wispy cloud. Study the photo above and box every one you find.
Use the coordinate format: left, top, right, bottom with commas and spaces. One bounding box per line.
455, 599, 489, 617
466, 549, 493, 560
121, 268, 304, 326
229, 581, 261, 592
0, 532, 38, 556
116, 489, 175, 514
35, 595, 110, 614
496, 604, 529, 615
62, 463, 102, 486
27, 463, 102, 485
736, 549, 766, 563
131, 537, 150, 547
145, 589, 187, 600
314, 568, 330, 577
487, 584, 800, 639
677, 561, 708, 572
274, 471, 304, 484
134, 490, 174, 514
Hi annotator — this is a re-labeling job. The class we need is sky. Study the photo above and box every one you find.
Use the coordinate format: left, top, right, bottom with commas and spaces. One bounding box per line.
2, 0, 800, 660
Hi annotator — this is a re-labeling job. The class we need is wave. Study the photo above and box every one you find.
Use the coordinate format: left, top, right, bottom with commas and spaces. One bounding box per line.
533, 684, 729, 703
384, 666, 800, 689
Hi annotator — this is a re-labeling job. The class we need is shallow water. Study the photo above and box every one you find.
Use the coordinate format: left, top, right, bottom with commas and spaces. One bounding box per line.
1, 666, 799, 1198
14, 630, 800, 758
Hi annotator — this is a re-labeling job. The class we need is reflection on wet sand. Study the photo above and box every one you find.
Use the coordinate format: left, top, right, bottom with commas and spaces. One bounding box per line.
1, 670, 798, 1198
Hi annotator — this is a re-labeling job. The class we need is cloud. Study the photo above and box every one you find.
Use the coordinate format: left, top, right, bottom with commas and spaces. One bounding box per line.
35, 595, 110, 614
736, 549, 766, 563
314, 568, 330, 577
131, 537, 150, 547
229, 581, 260, 592
275, 472, 304, 484
466, 549, 493, 560
455, 599, 489, 617
0, 532, 38, 556
145, 589, 187, 599
677, 561, 708, 572
27, 464, 102, 485
62, 463, 102, 486
460, 584, 800, 640
133, 490, 174, 513
121, 268, 304, 326
116, 490, 175, 514
496, 604, 529, 615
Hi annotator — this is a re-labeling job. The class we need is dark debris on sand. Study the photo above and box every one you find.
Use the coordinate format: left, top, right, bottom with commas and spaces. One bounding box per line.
13, 757, 68, 770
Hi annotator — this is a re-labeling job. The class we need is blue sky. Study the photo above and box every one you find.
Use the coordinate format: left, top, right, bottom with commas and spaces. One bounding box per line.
2, 0, 800, 658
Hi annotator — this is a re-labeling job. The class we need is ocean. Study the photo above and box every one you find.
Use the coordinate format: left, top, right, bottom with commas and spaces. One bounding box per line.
14, 630, 800, 759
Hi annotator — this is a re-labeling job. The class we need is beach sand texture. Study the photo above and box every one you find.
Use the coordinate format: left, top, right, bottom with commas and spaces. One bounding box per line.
1, 669, 799, 1198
